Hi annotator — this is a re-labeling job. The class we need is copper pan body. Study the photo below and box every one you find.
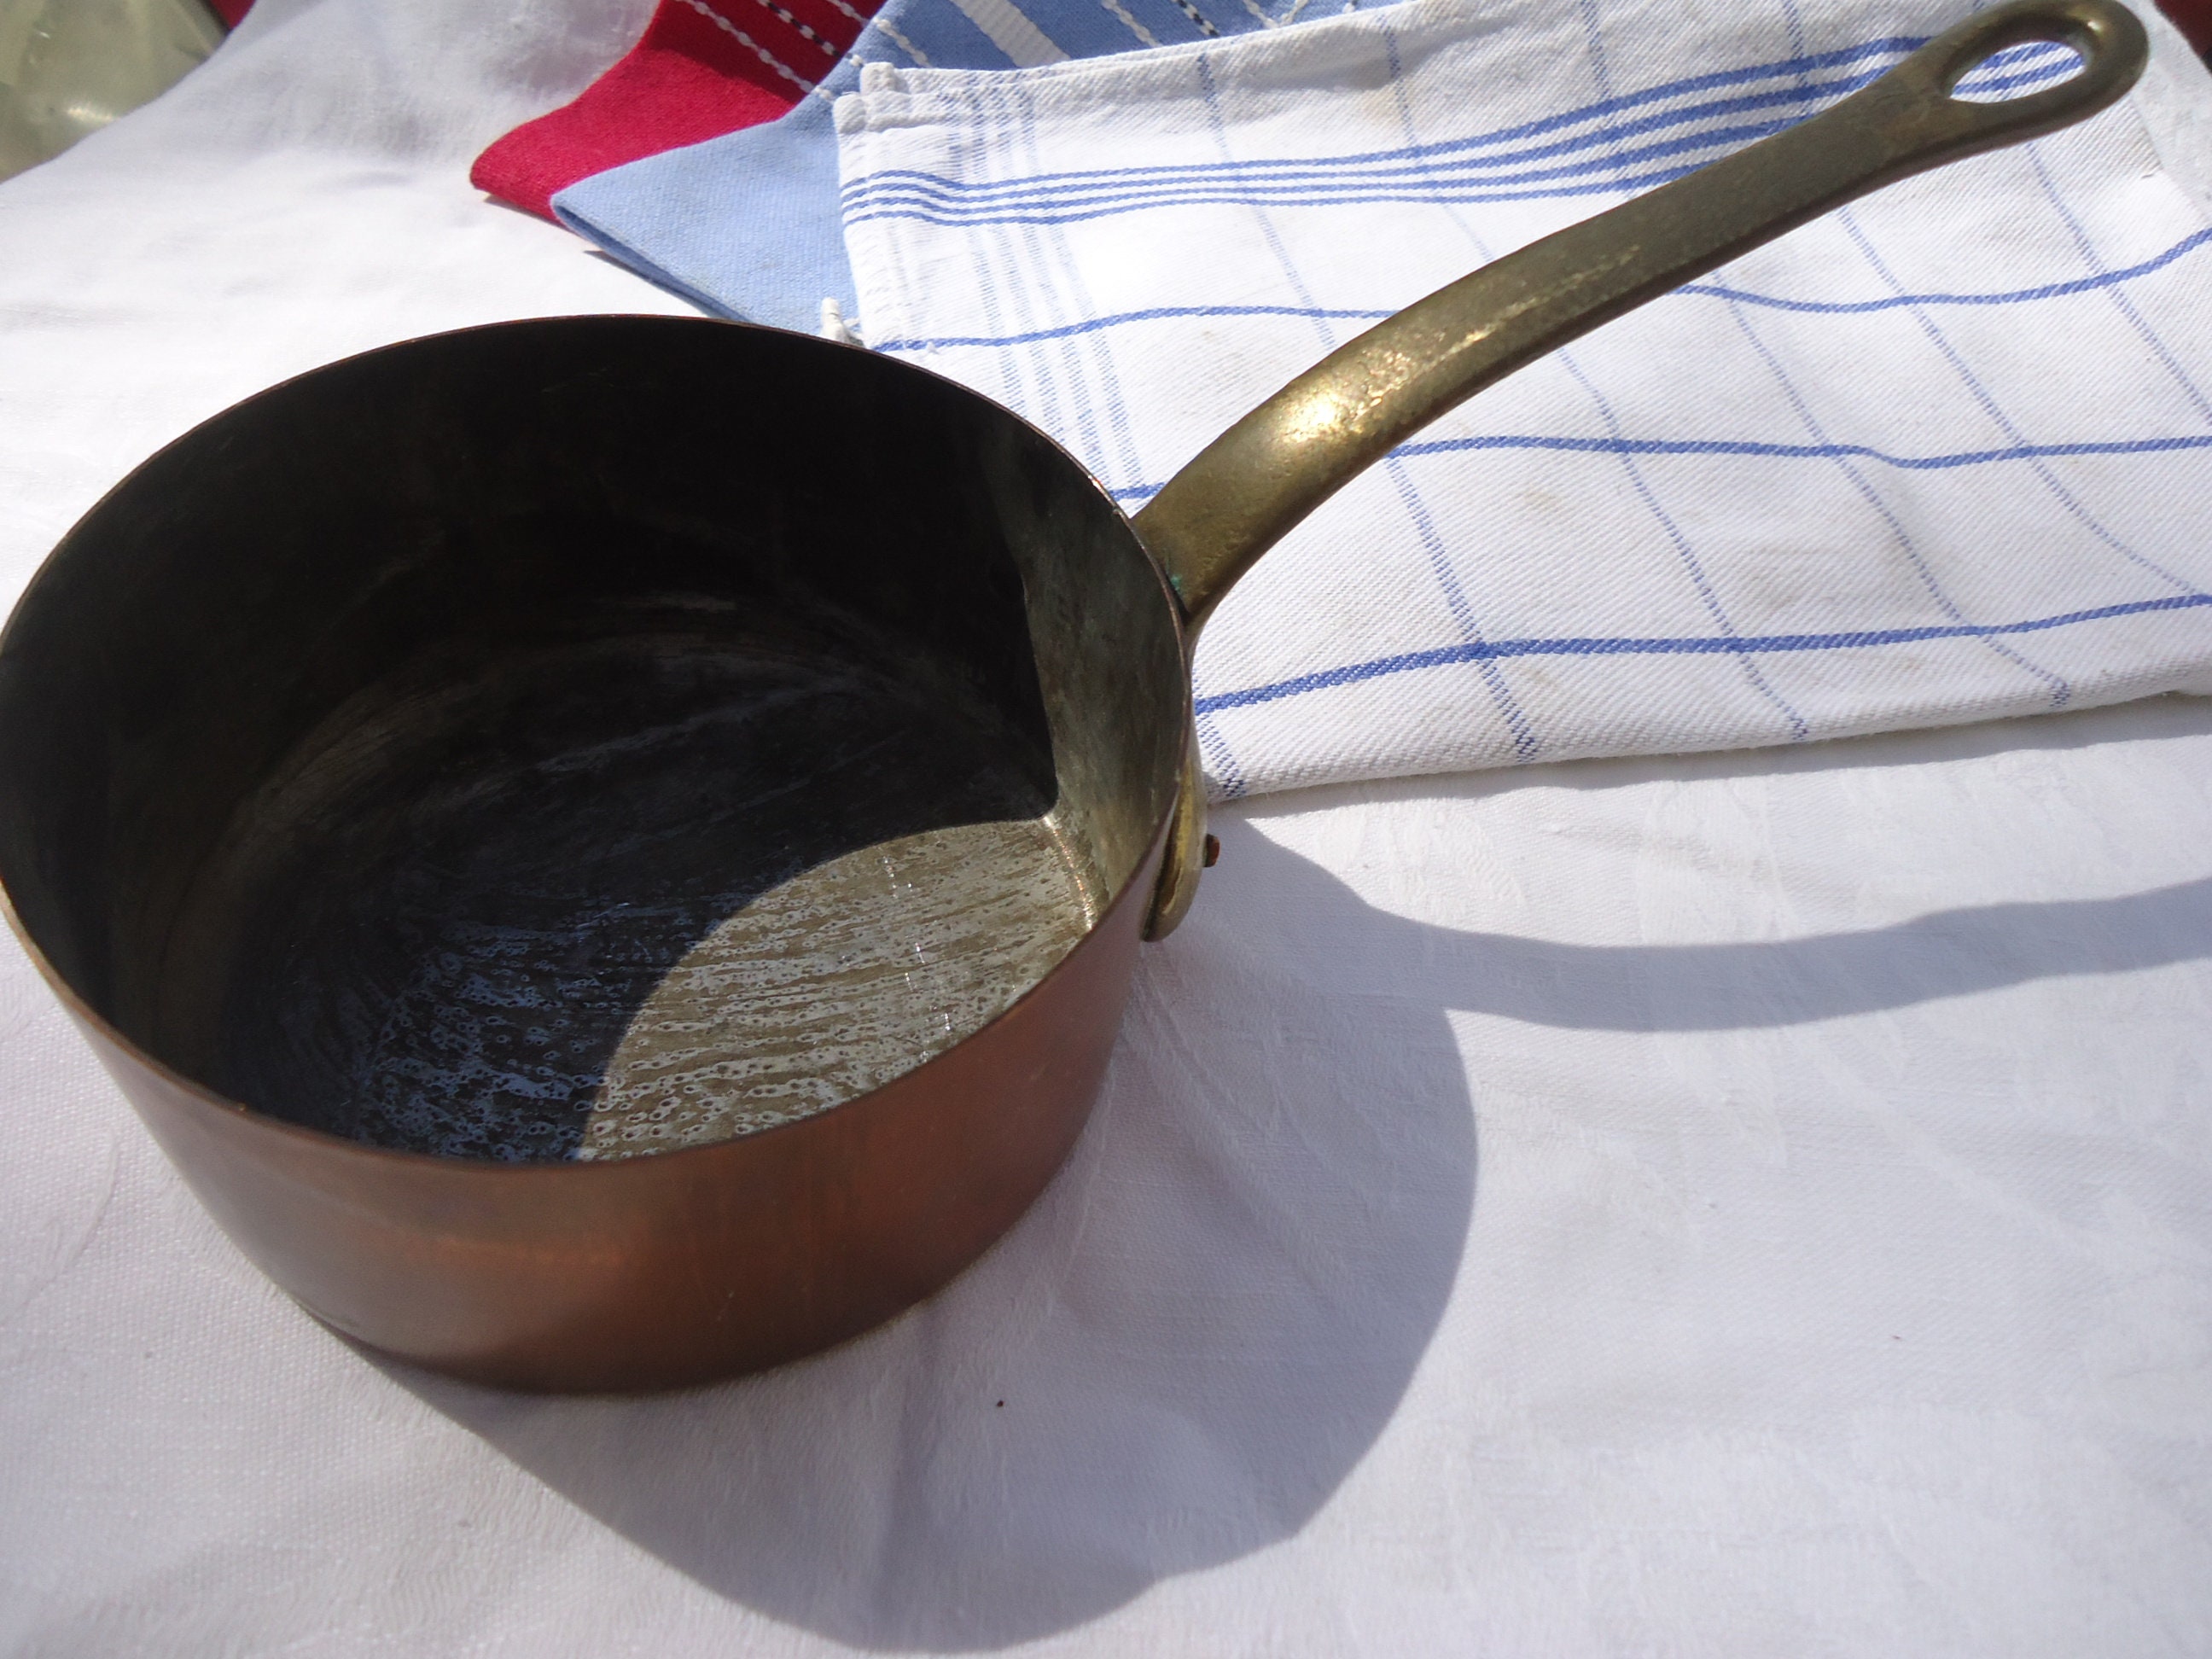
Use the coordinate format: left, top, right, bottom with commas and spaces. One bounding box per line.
58, 858, 1150, 1391
0, 320, 1183, 1389
0, 2, 2145, 1390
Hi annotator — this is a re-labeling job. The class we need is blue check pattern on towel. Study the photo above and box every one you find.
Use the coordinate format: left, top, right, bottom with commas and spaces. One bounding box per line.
838, 0, 2212, 800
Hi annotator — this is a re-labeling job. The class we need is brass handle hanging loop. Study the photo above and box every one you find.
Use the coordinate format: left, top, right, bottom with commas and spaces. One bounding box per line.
1136, 0, 2146, 632
1138, 0, 2147, 940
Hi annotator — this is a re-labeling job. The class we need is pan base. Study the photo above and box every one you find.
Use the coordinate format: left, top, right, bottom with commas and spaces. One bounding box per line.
163, 633, 1091, 1162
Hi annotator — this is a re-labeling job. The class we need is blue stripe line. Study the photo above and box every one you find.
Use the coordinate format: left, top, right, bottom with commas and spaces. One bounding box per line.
846, 66, 1901, 210
1373, 18, 1547, 761
1681, 226, 2212, 312
840, 45, 2074, 224
1839, 207, 2207, 599
860, 115, 2190, 223
2028, 152, 2212, 425
873, 301, 1389, 352
1190, 49, 1323, 787
1104, 432, 2212, 503
866, 230, 2212, 350
1567, 0, 1809, 742
845, 40, 2068, 214
844, 121, 1801, 221
1192, 594, 2212, 714
844, 34, 1937, 207
1718, 270, 2072, 707
1396, 432, 2212, 469
846, 165, 1714, 227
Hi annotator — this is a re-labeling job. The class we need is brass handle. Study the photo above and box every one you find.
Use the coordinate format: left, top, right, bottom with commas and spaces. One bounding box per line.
1138, 0, 2149, 941
1133, 0, 2149, 636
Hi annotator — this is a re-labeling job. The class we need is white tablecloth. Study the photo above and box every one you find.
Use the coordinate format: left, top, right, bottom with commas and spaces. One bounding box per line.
3, 3, 2210, 1652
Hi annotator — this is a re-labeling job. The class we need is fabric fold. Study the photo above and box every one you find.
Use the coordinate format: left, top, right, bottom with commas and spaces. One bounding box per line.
552, 0, 1336, 332
472, 0, 881, 221
835, 0, 2212, 800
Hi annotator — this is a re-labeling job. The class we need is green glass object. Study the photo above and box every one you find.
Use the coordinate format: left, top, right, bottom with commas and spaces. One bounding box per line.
0, 0, 224, 183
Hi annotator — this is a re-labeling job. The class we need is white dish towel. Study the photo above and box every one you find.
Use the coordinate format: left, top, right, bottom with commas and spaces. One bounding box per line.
837, 0, 2212, 800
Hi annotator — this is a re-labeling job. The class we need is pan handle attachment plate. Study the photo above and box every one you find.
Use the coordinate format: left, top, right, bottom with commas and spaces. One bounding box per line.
1137, 0, 2148, 940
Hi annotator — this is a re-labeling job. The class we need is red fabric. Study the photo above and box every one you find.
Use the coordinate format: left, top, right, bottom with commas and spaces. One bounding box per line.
208, 0, 254, 26
470, 0, 878, 222
2160, 0, 2212, 55
469, 0, 2204, 224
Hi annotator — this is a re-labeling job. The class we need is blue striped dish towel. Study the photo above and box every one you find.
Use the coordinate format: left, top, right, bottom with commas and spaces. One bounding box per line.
550, 0, 1349, 335
837, 0, 2212, 800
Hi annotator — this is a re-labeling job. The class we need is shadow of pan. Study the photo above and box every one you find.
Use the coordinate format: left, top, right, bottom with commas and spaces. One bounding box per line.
382, 722, 2212, 1649
1226, 826, 2212, 1033
381, 818, 1482, 1651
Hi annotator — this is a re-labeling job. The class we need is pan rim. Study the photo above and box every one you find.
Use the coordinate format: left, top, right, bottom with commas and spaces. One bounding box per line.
0, 311, 1193, 1173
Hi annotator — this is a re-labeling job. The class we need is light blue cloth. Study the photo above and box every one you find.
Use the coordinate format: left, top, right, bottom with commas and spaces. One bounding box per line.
552, 0, 1359, 333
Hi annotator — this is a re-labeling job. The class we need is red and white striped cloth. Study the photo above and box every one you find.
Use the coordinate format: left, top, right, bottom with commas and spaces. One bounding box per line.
469, 0, 882, 221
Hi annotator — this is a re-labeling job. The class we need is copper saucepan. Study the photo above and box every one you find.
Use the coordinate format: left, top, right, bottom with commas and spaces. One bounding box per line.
0, 0, 2145, 1389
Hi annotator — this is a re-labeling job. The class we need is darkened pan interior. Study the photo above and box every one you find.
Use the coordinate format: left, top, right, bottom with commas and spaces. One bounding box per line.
0, 317, 1185, 1161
